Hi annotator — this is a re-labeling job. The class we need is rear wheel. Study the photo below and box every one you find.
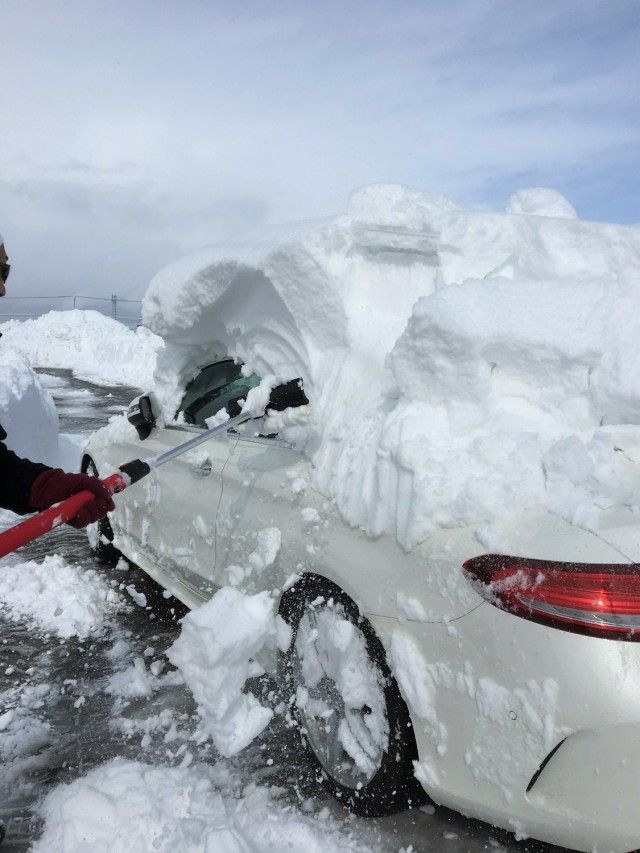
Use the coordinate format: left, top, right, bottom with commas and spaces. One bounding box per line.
279, 574, 425, 816
81, 456, 121, 564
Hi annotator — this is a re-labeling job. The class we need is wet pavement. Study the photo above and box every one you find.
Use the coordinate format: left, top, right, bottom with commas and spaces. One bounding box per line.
0, 370, 561, 852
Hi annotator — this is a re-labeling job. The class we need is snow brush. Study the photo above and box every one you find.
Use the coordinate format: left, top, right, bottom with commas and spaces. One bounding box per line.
0, 410, 255, 559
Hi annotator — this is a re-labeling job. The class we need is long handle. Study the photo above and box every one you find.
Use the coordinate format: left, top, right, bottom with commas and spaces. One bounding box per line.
0, 410, 254, 559
145, 410, 253, 469
0, 471, 129, 559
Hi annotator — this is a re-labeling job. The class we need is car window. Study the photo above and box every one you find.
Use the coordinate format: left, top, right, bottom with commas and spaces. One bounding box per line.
177, 360, 261, 428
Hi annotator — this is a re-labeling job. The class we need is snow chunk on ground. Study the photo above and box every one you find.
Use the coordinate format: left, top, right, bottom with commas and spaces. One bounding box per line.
0, 555, 125, 639
0, 309, 162, 388
167, 587, 282, 757
106, 656, 183, 703
33, 758, 379, 853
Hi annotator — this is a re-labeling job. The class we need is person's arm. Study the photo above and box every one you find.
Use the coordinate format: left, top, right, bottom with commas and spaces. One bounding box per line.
0, 426, 49, 515
0, 426, 114, 526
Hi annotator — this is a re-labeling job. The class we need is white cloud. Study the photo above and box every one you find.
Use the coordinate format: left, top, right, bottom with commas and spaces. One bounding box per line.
0, 0, 638, 298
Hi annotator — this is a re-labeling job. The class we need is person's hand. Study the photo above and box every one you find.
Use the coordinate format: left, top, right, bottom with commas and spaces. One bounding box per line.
29, 469, 116, 529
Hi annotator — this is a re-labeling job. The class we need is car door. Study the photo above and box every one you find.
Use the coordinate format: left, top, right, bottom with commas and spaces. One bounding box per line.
124, 360, 262, 604
124, 424, 228, 604
212, 428, 317, 593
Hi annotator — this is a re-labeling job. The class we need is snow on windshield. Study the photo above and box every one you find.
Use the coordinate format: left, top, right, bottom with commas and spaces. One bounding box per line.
142, 183, 640, 549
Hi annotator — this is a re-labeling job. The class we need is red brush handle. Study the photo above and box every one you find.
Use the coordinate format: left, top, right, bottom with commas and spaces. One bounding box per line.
0, 471, 128, 560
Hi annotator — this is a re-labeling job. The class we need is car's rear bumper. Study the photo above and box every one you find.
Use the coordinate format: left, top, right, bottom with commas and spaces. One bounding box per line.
370, 605, 640, 853
421, 722, 640, 852
525, 721, 640, 851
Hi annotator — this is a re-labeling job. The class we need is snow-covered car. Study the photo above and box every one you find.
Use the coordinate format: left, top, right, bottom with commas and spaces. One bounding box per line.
83, 183, 640, 852
83, 354, 640, 853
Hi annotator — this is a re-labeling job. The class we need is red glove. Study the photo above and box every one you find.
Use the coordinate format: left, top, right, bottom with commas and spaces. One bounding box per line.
29, 469, 116, 529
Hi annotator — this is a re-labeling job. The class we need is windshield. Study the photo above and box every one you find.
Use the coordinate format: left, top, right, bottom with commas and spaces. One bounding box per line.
176, 360, 261, 427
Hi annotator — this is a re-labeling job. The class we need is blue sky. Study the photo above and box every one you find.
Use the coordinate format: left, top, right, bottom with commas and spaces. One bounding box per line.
1, 0, 638, 297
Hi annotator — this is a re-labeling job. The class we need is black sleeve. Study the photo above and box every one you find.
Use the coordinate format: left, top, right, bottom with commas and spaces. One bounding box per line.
0, 424, 51, 515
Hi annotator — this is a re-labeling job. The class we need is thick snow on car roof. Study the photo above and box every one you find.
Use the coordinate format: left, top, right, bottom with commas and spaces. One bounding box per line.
142, 183, 640, 550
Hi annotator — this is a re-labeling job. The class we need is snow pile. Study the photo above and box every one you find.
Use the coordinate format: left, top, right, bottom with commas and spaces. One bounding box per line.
33, 758, 379, 853
0, 309, 162, 388
0, 554, 125, 638
0, 309, 161, 477
0, 348, 59, 466
141, 183, 640, 548
167, 587, 289, 756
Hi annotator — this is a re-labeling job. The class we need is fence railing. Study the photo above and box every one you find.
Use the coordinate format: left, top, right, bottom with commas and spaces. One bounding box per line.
0, 294, 142, 327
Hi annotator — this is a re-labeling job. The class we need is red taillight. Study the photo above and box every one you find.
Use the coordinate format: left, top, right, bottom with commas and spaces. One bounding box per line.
462, 555, 640, 641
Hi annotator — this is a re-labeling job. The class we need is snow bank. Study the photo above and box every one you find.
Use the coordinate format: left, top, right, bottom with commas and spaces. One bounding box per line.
142, 183, 640, 548
0, 309, 161, 473
0, 348, 59, 466
33, 758, 378, 853
0, 310, 162, 388
0, 554, 125, 639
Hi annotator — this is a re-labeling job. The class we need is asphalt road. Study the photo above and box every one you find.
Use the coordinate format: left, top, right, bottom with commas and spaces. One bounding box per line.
0, 370, 562, 853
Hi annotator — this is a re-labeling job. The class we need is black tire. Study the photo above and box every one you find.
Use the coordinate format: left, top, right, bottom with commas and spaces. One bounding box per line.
81, 456, 121, 565
279, 574, 426, 817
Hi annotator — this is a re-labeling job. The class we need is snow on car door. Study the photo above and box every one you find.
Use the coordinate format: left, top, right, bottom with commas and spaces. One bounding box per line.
127, 424, 231, 604
213, 430, 320, 593
130, 359, 263, 605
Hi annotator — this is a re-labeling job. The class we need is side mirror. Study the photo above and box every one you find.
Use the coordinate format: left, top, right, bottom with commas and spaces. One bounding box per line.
226, 379, 309, 420
226, 396, 244, 418
127, 394, 156, 441
267, 379, 309, 412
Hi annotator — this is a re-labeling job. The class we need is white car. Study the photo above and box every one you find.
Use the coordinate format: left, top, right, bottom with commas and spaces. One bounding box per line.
83, 356, 640, 853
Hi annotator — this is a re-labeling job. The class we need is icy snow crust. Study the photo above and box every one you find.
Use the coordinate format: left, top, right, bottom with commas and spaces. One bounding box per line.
143, 184, 640, 549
